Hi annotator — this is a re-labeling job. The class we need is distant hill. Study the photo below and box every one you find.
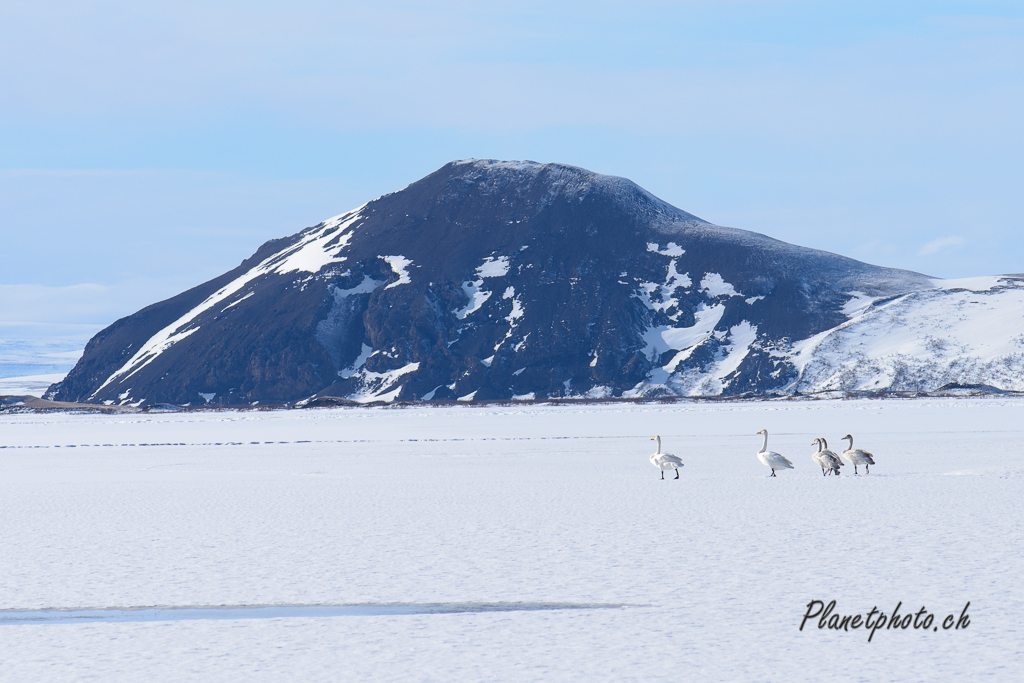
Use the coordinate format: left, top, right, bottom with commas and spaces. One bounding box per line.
47, 160, 1024, 406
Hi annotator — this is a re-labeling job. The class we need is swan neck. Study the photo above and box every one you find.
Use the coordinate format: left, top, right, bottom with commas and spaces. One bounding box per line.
655, 435, 662, 454
760, 431, 768, 453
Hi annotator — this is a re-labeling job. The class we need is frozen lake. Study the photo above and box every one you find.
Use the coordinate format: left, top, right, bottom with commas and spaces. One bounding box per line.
1, 399, 1021, 681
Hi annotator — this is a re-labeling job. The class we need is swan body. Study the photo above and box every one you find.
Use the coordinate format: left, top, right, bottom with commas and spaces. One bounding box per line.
650, 436, 684, 480
756, 429, 794, 477
811, 438, 843, 476
840, 434, 875, 474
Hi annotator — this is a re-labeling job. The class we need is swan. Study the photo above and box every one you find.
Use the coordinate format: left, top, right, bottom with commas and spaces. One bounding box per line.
820, 438, 843, 476
811, 437, 843, 476
650, 436, 684, 479
840, 434, 876, 474
756, 429, 794, 477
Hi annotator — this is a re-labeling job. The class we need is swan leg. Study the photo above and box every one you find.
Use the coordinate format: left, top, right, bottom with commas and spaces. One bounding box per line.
770, 469, 776, 477
674, 469, 679, 479
854, 465, 859, 475
865, 464, 870, 474
661, 471, 665, 480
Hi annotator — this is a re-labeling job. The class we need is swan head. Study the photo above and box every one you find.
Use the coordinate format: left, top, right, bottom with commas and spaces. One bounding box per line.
757, 429, 765, 435
811, 437, 819, 446
842, 434, 853, 441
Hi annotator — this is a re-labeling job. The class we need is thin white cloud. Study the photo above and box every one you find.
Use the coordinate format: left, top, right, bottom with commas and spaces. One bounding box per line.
919, 236, 966, 256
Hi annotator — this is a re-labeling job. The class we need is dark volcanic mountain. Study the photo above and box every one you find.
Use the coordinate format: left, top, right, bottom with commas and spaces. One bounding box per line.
48, 160, 935, 406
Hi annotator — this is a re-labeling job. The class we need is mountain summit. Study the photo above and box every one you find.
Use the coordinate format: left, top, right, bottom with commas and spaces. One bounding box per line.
47, 160, 1022, 406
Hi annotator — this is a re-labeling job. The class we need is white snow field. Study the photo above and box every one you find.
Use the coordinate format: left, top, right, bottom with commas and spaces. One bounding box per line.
0, 400, 1021, 681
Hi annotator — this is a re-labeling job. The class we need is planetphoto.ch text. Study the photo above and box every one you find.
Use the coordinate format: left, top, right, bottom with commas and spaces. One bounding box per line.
800, 600, 970, 642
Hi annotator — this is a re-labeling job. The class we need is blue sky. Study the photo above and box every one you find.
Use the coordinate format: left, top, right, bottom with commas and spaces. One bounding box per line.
1, 0, 1022, 331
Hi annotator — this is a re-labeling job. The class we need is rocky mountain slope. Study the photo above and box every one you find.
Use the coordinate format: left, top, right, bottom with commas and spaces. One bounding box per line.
46, 160, 1022, 406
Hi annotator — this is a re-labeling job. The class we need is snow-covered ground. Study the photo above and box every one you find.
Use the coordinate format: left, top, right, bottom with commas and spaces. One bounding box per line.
0, 400, 1020, 681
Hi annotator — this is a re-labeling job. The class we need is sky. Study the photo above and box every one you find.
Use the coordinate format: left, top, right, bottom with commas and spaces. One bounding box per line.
1, 0, 1022, 335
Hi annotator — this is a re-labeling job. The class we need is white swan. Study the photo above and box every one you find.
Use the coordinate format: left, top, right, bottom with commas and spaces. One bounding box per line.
840, 434, 876, 474
650, 435, 684, 480
756, 429, 794, 477
811, 437, 843, 476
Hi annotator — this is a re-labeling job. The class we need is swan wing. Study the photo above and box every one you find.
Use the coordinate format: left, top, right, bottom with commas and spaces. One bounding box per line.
652, 453, 683, 469
660, 453, 684, 467
844, 448, 875, 465
765, 451, 794, 469
823, 452, 842, 468
821, 449, 842, 468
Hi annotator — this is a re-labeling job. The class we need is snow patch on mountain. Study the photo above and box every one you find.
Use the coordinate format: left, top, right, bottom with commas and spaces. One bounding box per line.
787, 276, 1024, 392
646, 242, 685, 257
339, 344, 374, 379
643, 304, 727, 375
220, 292, 254, 312
841, 291, 878, 316
932, 276, 1006, 292
455, 256, 511, 319
477, 256, 510, 278
700, 273, 741, 298
266, 207, 365, 275
456, 282, 492, 320
636, 260, 692, 319
347, 362, 420, 403
487, 286, 526, 354
383, 255, 413, 289
699, 321, 759, 395
331, 275, 383, 298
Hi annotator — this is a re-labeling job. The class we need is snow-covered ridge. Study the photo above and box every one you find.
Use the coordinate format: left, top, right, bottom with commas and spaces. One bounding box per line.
787, 276, 1024, 393
89, 208, 366, 403
624, 275, 1024, 399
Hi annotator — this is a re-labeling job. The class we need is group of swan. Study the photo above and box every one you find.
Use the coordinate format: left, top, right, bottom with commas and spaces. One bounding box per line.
649, 431, 876, 479
758, 430, 875, 477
